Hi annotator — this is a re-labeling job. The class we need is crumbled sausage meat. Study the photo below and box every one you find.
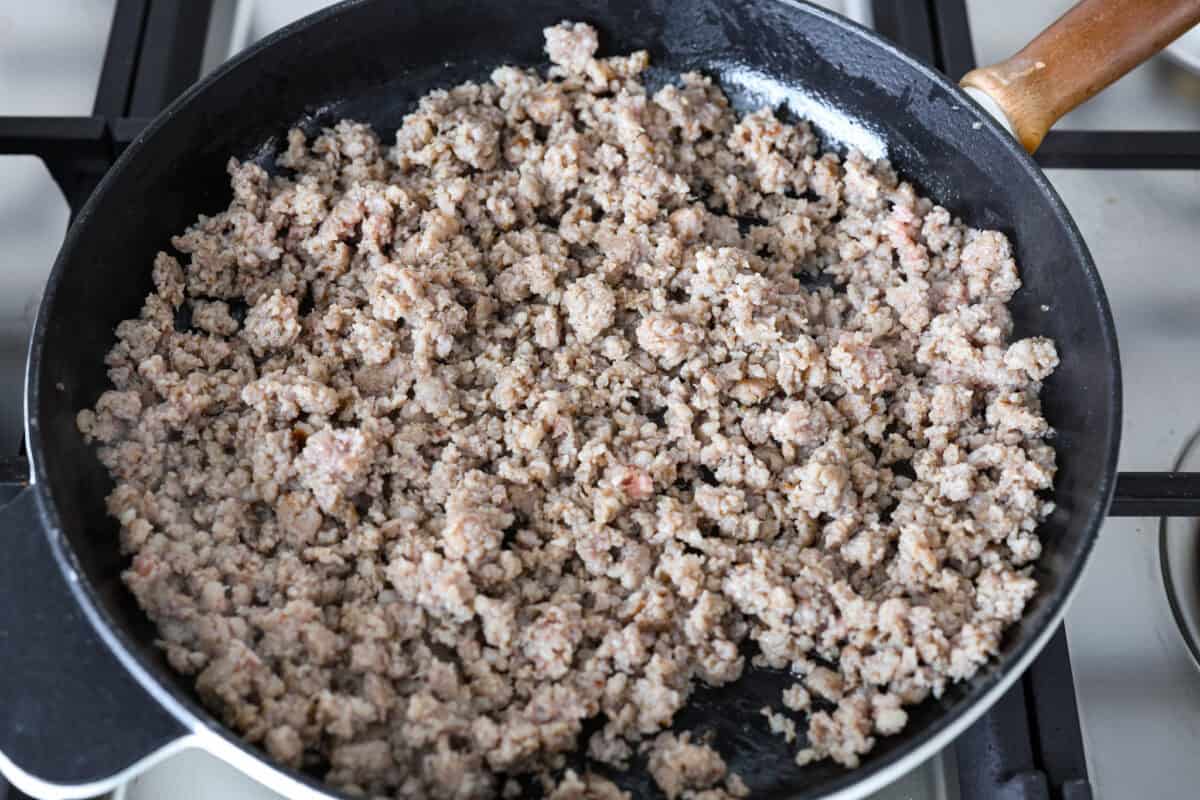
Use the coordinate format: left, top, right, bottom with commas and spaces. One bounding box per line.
645, 733, 743, 800
79, 21, 1057, 798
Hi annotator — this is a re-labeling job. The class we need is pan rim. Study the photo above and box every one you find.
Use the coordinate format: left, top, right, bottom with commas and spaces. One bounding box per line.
22, 0, 1123, 797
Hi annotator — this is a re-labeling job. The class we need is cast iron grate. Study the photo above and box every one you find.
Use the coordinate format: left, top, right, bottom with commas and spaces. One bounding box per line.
0, 1, 1197, 799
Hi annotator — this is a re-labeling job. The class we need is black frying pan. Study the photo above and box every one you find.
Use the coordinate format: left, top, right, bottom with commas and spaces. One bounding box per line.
0, 1, 1192, 798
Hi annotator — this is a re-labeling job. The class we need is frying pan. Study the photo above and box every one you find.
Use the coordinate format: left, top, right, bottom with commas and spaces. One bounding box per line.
0, 0, 1195, 798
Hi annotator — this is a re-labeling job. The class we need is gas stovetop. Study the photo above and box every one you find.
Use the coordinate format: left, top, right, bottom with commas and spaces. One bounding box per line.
2, 2, 1200, 799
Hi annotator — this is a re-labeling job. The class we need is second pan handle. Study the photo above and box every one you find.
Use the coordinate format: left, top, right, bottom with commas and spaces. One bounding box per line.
0, 486, 192, 798
960, 0, 1200, 153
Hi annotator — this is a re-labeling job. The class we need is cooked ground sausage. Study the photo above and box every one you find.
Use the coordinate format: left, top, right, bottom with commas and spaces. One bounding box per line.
78, 21, 1057, 798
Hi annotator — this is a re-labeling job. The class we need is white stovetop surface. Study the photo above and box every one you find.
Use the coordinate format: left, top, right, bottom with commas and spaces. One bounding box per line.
4, 1, 1200, 799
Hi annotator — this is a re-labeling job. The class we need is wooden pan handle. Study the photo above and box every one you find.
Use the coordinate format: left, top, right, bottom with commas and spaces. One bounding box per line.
961, 0, 1200, 152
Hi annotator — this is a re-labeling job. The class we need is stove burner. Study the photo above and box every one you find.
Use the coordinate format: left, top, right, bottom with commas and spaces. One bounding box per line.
1161, 429, 1200, 672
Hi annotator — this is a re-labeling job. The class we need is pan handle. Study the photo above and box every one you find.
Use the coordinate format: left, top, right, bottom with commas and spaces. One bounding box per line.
0, 480, 193, 799
960, 0, 1200, 153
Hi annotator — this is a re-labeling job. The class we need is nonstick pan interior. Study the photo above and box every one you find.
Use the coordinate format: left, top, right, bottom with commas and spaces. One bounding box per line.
28, 1, 1120, 797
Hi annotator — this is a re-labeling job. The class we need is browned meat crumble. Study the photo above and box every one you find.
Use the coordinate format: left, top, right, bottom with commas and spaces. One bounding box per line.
77, 21, 1058, 799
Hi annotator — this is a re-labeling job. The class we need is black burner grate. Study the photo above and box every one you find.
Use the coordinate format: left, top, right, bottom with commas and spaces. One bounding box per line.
0, 0, 213, 216
1, 2, 1198, 799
